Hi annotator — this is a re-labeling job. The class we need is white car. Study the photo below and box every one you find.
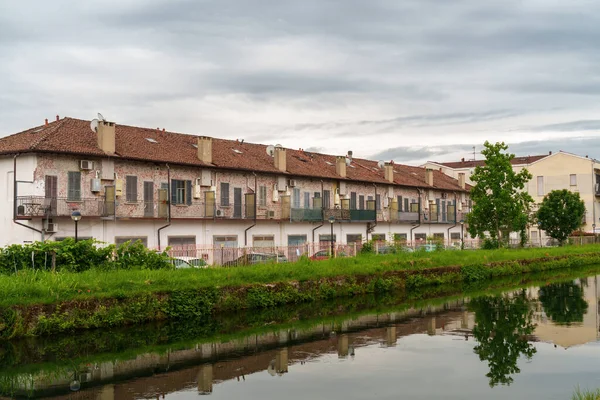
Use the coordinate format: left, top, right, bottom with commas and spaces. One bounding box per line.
171, 256, 208, 269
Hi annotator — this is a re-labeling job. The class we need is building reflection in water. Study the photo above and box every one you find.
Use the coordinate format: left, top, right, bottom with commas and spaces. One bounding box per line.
4, 277, 600, 399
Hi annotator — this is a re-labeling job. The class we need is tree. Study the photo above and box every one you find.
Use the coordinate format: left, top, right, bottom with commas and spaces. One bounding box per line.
538, 281, 588, 325
536, 189, 586, 246
467, 141, 534, 247
470, 290, 537, 387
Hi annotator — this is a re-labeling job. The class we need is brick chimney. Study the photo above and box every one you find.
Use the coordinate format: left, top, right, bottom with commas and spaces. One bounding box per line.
274, 146, 287, 172
336, 156, 347, 178
197, 136, 213, 164
97, 120, 116, 154
458, 172, 466, 190
384, 162, 394, 183
425, 168, 434, 186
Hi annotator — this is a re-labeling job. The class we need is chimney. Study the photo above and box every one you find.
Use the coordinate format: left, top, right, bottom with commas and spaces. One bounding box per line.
336, 156, 347, 178
549, 151, 552, 155
425, 168, 434, 186
44, 118, 48, 126
56, 115, 59, 122
97, 120, 116, 154
458, 173, 466, 190
347, 150, 353, 161
274, 146, 287, 172
461, 158, 465, 162
384, 162, 394, 183
197, 136, 213, 164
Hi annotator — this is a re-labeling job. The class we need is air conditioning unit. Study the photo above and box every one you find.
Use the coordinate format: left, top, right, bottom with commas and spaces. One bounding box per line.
80, 160, 93, 170
268, 210, 275, 219
216, 209, 224, 217
193, 183, 202, 199
441, 193, 448, 199
46, 223, 58, 233
288, 179, 298, 187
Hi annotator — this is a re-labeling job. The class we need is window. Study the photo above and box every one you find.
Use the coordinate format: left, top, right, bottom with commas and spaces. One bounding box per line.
410, 201, 419, 213
220, 182, 230, 206
304, 192, 310, 209
258, 185, 267, 206
253, 235, 275, 248
350, 192, 357, 210
433, 233, 444, 240
450, 233, 461, 240
319, 234, 336, 243
126, 175, 138, 202
347, 234, 362, 243
537, 176, 544, 196
372, 233, 386, 242
168, 236, 196, 248
172, 179, 191, 205
376, 194, 381, 210
397, 196, 403, 212
359, 195, 365, 210
293, 188, 301, 208
570, 174, 577, 186
67, 171, 81, 201
115, 237, 148, 247
415, 233, 427, 241
313, 192, 322, 209
394, 233, 407, 242
323, 190, 331, 209
288, 235, 307, 246
214, 235, 237, 247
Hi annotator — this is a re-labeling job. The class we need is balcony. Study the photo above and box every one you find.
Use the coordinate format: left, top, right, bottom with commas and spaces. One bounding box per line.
323, 208, 376, 222
392, 211, 420, 224
16, 196, 112, 219
291, 208, 323, 222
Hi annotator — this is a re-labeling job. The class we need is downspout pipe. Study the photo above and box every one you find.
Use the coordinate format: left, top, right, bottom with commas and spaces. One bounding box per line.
410, 188, 422, 244
244, 172, 258, 246
367, 183, 378, 241
13, 154, 44, 240
312, 180, 325, 243
446, 192, 458, 247
157, 164, 171, 250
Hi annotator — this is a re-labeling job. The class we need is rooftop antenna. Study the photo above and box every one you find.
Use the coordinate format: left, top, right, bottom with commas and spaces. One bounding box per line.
97, 112, 106, 122
266, 145, 275, 157
473, 146, 476, 161
90, 118, 99, 133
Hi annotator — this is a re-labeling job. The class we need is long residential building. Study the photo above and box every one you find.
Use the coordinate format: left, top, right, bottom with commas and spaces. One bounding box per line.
0, 116, 470, 256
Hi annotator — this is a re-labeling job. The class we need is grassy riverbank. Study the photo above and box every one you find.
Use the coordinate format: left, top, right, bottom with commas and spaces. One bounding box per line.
1, 245, 600, 338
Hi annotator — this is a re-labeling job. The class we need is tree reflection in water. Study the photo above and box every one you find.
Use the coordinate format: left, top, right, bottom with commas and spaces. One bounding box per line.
469, 289, 536, 387
539, 281, 588, 326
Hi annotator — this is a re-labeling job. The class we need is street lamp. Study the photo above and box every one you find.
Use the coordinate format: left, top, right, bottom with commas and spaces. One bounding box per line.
71, 211, 82, 243
459, 219, 464, 250
329, 215, 335, 258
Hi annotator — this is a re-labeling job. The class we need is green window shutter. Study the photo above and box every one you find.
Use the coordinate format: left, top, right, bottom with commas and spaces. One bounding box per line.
186, 180, 192, 205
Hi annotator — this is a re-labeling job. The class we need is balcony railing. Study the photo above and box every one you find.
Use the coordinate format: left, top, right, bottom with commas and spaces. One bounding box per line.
392, 211, 420, 224
16, 196, 112, 218
323, 208, 377, 222
291, 208, 323, 222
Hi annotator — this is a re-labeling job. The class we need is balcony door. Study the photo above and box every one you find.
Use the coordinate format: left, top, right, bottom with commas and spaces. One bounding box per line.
234, 188, 242, 218
104, 186, 115, 217
44, 175, 57, 216
144, 182, 154, 217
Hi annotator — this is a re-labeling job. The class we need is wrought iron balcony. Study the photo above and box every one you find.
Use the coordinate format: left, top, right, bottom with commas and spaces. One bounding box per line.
16, 196, 112, 218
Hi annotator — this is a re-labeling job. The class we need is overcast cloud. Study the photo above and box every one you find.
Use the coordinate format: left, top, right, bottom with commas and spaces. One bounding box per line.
2, 0, 600, 165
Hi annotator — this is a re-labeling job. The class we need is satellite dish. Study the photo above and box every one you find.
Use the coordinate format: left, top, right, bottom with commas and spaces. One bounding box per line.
90, 119, 99, 133
345, 157, 351, 166
377, 160, 385, 168
266, 145, 275, 157
97, 112, 106, 121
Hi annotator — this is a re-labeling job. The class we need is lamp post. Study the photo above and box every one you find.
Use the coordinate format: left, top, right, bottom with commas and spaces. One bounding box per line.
460, 219, 464, 250
537, 222, 542, 248
329, 215, 335, 258
71, 211, 82, 243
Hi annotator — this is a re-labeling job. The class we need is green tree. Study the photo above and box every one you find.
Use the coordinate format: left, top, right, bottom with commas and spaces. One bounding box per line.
536, 189, 586, 246
467, 142, 534, 247
538, 281, 588, 325
470, 290, 537, 387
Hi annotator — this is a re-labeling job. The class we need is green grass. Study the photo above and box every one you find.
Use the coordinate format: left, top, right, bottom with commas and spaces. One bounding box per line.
573, 387, 600, 400
0, 244, 599, 307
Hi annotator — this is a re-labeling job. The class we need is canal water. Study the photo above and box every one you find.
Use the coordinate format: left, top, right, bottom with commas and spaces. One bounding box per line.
3, 270, 600, 399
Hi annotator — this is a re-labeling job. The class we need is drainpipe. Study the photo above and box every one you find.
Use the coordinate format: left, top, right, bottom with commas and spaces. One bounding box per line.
312, 180, 325, 244
312, 222, 324, 243
244, 172, 258, 246
446, 192, 458, 247
592, 160, 596, 235
367, 183, 378, 241
157, 164, 171, 250
13, 154, 44, 241
409, 188, 422, 244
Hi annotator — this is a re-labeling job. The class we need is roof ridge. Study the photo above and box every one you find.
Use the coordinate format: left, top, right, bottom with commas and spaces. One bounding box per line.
29, 119, 67, 150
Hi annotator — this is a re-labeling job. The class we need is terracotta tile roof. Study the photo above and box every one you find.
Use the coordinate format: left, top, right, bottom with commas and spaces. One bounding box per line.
0, 117, 468, 192
436, 154, 548, 169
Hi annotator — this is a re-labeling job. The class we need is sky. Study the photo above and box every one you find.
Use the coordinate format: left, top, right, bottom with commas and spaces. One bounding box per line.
2, 0, 600, 165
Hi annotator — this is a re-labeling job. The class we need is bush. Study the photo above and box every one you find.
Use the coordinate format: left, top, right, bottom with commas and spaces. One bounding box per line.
0, 239, 172, 275
360, 241, 374, 254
